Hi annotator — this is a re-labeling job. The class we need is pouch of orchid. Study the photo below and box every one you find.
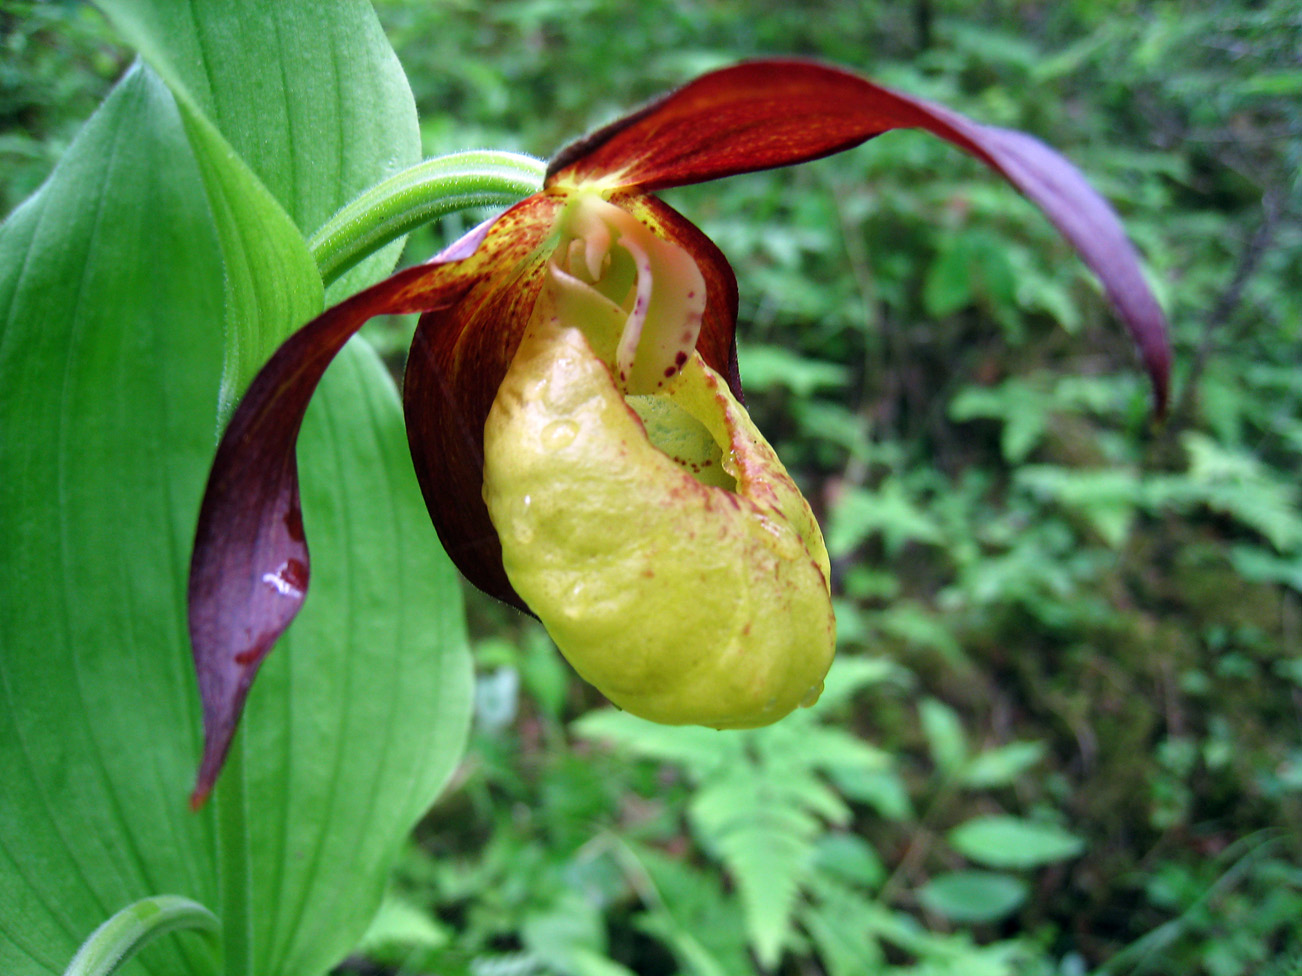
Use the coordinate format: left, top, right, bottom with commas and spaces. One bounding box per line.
187, 59, 1171, 806
483, 193, 835, 728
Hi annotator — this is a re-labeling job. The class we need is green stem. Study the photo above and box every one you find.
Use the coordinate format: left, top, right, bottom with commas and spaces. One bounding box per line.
63, 896, 219, 976
214, 724, 252, 976
307, 151, 546, 287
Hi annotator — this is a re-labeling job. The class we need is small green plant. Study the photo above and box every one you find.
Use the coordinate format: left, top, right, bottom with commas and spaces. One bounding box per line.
571, 660, 1087, 974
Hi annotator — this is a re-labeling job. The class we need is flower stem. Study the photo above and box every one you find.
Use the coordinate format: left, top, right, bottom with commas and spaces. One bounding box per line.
307, 151, 546, 287
62, 896, 219, 976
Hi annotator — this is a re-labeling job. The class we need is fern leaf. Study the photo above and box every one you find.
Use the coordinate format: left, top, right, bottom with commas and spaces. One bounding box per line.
627, 845, 752, 976
687, 770, 823, 970
571, 709, 744, 777
759, 721, 890, 777
801, 876, 886, 976
714, 819, 811, 970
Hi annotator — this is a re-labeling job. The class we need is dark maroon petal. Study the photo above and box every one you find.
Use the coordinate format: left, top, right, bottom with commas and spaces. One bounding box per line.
187, 210, 519, 809
548, 59, 1170, 411
404, 196, 564, 609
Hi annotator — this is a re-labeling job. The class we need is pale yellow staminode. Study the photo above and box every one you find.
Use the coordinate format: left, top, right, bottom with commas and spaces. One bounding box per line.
482, 193, 835, 728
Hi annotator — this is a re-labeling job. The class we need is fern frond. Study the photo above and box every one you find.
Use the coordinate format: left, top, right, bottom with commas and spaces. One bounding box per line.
854, 902, 1034, 976
801, 876, 887, 976
571, 710, 744, 778
624, 844, 752, 976
758, 720, 890, 777
569, 656, 907, 973
712, 817, 811, 970
687, 768, 823, 970
689, 772, 823, 842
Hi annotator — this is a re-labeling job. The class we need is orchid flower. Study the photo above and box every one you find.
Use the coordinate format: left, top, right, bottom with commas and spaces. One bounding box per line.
187, 59, 1170, 806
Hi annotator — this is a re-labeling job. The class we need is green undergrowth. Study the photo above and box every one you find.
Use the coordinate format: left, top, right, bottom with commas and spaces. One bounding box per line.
5, 0, 1299, 973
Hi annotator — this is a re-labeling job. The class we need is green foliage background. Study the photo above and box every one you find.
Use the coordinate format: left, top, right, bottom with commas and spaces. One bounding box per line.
3, 0, 1300, 974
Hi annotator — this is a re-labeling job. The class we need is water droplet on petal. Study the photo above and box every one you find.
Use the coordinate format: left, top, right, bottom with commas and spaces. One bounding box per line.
749, 514, 803, 560
541, 419, 579, 450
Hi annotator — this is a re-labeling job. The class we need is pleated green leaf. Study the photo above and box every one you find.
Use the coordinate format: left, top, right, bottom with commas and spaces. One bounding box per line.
0, 66, 224, 976
91, 0, 422, 415
93, 0, 421, 303
0, 59, 471, 976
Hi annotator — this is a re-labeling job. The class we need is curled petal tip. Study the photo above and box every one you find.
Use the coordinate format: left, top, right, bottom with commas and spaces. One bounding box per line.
186, 224, 505, 799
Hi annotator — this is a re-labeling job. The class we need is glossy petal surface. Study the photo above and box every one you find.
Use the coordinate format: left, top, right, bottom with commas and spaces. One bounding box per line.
483, 283, 835, 725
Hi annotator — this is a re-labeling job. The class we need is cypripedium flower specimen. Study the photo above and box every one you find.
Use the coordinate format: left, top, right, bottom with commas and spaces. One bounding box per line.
188, 59, 1171, 806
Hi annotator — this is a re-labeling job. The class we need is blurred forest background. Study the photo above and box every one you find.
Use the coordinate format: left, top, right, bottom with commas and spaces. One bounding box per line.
3, 1, 1300, 974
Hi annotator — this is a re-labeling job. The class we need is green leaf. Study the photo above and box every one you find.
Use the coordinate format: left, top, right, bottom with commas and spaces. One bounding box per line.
961, 741, 1048, 788
923, 234, 975, 317
0, 67, 225, 976
181, 105, 324, 421
805, 655, 898, 714
735, 342, 848, 397
917, 871, 1027, 924
826, 479, 944, 558
920, 698, 968, 775
1239, 70, 1302, 97
239, 341, 473, 976
827, 767, 914, 821
95, 4, 328, 418
0, 65, 471, 976
811, 835, 886, 891
92, 0, 425, 416
92, 0, 420, 301
877, 602, 966, 666
948, 816, 1085, 869
355, 893, 450, 958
